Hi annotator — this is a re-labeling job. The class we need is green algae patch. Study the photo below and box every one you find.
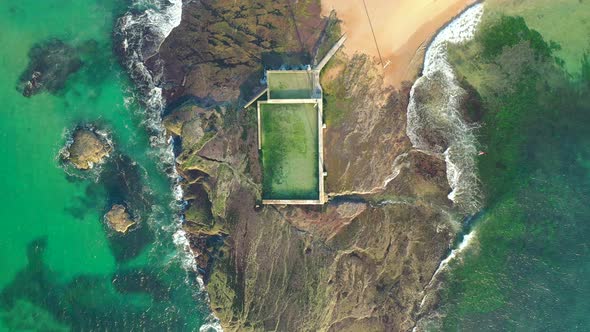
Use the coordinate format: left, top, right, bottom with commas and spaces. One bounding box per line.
484, 0, 590, 75
440, 10, 590, 331
267, 71, 315, 99
259, 102, 319, 200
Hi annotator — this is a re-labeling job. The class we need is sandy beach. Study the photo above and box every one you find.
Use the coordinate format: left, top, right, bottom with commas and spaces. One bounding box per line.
322, 0, 477, 86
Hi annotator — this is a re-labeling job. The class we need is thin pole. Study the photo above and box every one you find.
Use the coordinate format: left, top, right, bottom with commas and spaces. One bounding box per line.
362, 0, 384, 66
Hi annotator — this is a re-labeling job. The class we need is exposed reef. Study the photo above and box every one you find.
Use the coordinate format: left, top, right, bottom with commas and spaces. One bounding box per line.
60, 127, 112, 170
17, 39, 82, 97
104, 204, 137, 234
58, 124, 153, 261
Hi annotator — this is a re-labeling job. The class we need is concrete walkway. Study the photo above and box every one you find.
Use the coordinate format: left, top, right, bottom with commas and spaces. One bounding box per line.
315, 34, 347, 71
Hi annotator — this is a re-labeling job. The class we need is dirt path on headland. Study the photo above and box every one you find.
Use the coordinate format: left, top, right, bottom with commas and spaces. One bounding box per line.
322, 0, 477, 87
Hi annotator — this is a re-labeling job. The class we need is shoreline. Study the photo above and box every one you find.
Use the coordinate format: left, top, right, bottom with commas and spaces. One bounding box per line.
143, 1, 482, 330
406, 3, 485, 329
115, 1, 223, 330
321, 0, 478, 87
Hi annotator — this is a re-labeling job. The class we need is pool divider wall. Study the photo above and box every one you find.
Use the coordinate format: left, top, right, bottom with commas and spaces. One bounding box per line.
256, 66, 329, 205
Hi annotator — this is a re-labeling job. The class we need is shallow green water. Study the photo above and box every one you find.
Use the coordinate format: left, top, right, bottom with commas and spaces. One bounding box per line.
0, 0, 210, 330
439, 4, 590, 331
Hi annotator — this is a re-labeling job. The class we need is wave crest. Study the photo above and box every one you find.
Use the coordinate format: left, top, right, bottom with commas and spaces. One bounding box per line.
406, 4, 484, 215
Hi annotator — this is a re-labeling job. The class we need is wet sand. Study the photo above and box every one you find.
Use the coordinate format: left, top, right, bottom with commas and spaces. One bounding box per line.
322, 0, 477, 87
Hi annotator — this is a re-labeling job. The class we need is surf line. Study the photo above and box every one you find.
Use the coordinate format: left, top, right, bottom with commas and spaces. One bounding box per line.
405, 3, 485, 330
406, 2, 484, 215
116, 1, 223, 330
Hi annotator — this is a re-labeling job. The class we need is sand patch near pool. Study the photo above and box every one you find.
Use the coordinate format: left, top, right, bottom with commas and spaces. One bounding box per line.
322, 0, 477, 86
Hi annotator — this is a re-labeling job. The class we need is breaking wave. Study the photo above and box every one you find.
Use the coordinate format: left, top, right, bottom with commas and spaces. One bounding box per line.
406, 3, 484, 215
116, 0, 181, 142
115, 1, 223, 330
408, 4, 485, 331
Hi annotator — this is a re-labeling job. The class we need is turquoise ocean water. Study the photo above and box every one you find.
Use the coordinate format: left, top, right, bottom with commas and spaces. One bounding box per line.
0, 0, 212, 330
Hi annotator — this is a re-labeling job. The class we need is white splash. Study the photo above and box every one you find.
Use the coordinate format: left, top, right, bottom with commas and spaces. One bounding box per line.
172, 229, 197, 270
117, 2, 224, 331
406, 3, 484, 215
422, 5, 484, 76
119, 0, 182, 55
199, 318, 224, 332
432, 230, 476, 287
407, 7, 485, 331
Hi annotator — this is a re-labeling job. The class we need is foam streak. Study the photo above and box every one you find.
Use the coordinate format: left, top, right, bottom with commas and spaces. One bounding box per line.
116, 1, 223, 330
406, 4, 484, 214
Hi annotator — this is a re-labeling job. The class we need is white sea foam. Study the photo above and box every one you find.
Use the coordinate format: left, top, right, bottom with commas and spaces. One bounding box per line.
406, 3, 484, 215
117, 2, 224, 331
119, 0, 202, 284
432, 230, 476, 286
172, 229, 197, 270
407, 6, 485, 331
116, 0, 185, 230
200, 319, 224, 332
413, 229, 478, 332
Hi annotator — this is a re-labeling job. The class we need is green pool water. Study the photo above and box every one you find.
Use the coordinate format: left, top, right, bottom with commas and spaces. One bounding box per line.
260, 102, 320, 200
0, 0, 211, 330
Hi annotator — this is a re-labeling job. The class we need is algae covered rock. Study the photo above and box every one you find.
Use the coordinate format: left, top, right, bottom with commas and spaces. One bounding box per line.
17, 39, 82, 97
61, 127, 112, 170
104, 204, 136, 233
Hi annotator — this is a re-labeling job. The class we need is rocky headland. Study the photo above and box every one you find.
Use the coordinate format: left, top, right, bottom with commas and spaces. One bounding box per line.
149, 0, 469, 330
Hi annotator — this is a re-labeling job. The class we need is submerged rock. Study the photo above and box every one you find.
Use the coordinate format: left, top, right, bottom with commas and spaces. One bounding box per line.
104, 204, 136, 234
98, 153, 154, 261
17, 39, 82, 97
61, 128, 112, 170
100, 154, 150, 214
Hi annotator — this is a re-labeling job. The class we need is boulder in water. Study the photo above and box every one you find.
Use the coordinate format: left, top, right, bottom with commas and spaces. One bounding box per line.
17, 39, 82, 97
61, 128, 112, 170
104, 205, 136, 234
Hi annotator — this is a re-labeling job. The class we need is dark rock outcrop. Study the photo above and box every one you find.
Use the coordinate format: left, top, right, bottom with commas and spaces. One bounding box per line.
156, 0, 324, 103
17, 39, 82, 97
